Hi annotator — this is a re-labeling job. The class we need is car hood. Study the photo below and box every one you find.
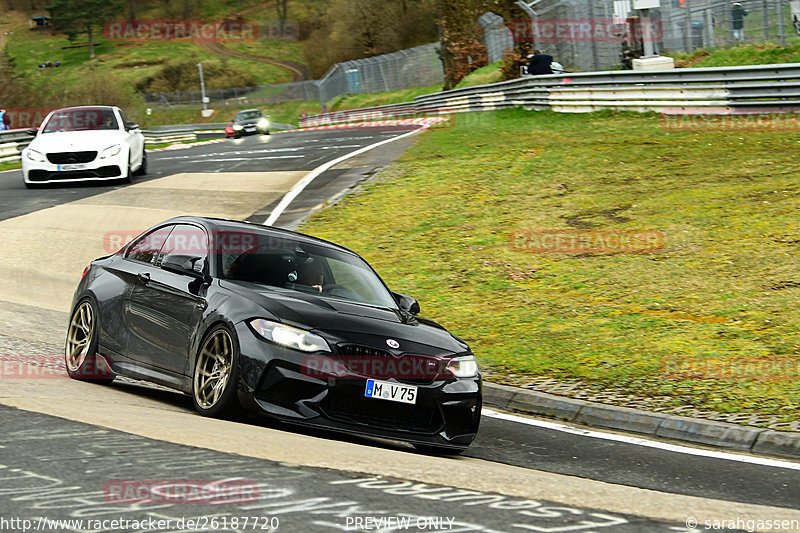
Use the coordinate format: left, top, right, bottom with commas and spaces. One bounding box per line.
222, 280, 469, 355
29, 131, 129, 153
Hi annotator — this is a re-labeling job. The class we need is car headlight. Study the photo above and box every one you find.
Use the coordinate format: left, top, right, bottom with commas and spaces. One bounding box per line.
25, 149, 46, 162
100, 144, 121, 159
250, 319, 330, 352
446, 355, 479, 378
257, 118, 269, 129
233, 124, 244, 130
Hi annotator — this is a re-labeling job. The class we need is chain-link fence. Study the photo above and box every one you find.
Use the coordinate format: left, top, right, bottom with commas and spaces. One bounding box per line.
317, 43, 443, 102
509, 0, 798, 72
659, 0, 795, 51
479, 12, 516, 63
144, 43, 443, 110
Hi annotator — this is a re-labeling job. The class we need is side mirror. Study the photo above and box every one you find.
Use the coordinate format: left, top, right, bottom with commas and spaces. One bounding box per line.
162, 257, 207, 280
125, 121, 139, 131
393, 292, 420, 315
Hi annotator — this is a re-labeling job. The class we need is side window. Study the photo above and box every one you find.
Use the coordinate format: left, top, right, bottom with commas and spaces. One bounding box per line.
158, 224, 209, 272
125, 226, 174, 265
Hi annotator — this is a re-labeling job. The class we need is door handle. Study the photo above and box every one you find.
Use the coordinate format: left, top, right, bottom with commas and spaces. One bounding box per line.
137, 272, 151, 283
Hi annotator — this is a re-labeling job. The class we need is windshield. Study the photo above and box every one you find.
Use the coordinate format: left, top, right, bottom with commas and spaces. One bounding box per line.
42, 108, 118, 133
219, 232, 397, 309
236, 111, 262, 121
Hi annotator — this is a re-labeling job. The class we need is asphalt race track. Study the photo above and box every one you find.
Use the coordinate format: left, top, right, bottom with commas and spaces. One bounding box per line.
0, 127, 798, 533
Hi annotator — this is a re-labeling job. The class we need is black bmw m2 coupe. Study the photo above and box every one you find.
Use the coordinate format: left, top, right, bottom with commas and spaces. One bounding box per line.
66, 217, 481, 453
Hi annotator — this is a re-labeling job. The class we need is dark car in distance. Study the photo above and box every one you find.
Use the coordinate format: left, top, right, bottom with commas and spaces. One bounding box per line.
225, 109, 269, 138
66, 217, 482, 453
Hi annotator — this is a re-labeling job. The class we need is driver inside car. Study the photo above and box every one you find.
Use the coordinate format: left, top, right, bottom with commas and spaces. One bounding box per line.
294, 257, 323, 293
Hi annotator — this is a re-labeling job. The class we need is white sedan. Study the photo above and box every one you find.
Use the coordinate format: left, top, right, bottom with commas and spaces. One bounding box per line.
22, 105, 146, 188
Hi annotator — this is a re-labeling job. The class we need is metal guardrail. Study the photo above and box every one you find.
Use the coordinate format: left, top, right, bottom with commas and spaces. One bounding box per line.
0, 129, 34, 164
300, 63, 800, 126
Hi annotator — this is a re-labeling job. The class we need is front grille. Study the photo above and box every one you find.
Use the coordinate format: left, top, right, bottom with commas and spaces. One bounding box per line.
338, 344, 392, 357
336, 344, 441, 385
46, 151, 97, 164
324, 391, 441, 433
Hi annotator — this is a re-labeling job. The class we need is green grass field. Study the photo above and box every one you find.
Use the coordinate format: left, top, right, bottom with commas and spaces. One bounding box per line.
300, 108, 800, 424
222, 40, 305, 65
7, 33, 292, 92
674, 41, 800, 67
455, 61, 503, 89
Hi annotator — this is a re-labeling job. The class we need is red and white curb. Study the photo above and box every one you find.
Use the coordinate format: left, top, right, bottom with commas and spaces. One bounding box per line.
147, 138, 227, 152
285, 117, 449, 133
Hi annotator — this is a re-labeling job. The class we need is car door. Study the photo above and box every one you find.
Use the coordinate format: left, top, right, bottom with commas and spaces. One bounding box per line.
126, 224, 209, 375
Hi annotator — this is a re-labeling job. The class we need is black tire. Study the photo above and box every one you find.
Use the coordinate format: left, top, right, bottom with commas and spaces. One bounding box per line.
65, 298, 115, 384
192, 325, 241, 418
413, 444, 466, 456
133, 149, 147, 176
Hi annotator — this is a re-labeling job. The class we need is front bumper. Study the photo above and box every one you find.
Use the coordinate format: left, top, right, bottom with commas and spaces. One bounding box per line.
22, 152, 126, 184
234, 322, 481, 449
232, 124, 268, 137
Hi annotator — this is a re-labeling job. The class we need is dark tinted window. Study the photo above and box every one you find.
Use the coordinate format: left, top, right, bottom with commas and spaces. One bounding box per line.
220, 232, 396, 308
236, 110, 262, 120
159, 224, 209, 272
42, 107, 118, 133
125, 226, 174, 265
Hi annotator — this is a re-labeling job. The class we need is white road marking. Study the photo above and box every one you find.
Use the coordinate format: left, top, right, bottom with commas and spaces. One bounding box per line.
0, 168, 20, 174
482, 408, 800, 471
265, 127, 425, 226
200, 156, 305, 163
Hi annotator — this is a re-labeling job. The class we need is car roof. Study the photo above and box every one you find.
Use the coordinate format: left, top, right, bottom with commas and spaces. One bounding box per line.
163, 216, 359, 256
237, 109, 261, 114
52, 105, 118, 112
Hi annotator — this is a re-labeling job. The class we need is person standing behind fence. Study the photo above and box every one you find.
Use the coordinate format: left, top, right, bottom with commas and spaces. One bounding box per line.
732, 3, 748, 42
0, 109, 9, 131
527, 50, 554, 75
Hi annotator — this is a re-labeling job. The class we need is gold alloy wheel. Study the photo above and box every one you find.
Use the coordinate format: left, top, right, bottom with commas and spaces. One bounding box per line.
65, 301, 94, 372
193, 329, 234, 409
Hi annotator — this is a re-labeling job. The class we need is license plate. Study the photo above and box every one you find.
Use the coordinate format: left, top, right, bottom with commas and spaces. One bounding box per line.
365, 379, 417, 404
60, 164, 87, 171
